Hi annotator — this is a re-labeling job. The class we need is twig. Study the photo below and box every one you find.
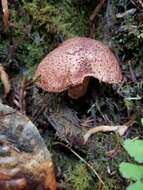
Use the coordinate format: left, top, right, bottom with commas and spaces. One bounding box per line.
130, 0, 143, 9
83, 125, 128, 144
116, 8, 136, 18
138, 0, 143, 8
83, 113, 137, 144
13, 78, 32, 115
33, 104, 47, 122
0, 112, 15, 118
90, 0, 107, 22
128, 61, 137, 82
0, 64, 11, 97
1, 0, 9, 32
31, 75, 41, 86
56, 142, 104, 185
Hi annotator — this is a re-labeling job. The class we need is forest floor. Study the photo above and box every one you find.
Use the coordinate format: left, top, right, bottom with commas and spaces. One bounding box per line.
0, 0, 143, 189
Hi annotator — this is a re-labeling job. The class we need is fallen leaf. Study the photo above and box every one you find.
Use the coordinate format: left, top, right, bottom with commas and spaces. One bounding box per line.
0, 64, 11, 97
1, 0, 9, 32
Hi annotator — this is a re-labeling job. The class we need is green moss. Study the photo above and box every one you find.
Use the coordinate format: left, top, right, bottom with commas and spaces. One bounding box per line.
22, 0, 90, 37
0, 1, 143, 190
68, 162, 92, 190
0, 42, 9, 63
16, 42, 44, 75
0, 0, 94, 75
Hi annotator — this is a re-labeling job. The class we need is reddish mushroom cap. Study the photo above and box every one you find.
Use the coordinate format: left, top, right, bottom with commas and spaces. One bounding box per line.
34, 37, 122, 94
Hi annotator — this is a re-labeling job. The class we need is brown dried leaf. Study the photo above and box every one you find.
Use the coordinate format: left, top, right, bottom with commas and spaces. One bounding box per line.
1, 0, 9, 32
0, 64, 11, 97
47, 105, 83, 144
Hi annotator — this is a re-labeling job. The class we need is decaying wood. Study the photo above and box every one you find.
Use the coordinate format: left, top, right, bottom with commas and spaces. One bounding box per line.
47, 105, 83, 144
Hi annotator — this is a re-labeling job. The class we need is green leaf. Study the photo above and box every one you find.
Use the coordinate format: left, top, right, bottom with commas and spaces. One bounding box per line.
119, 162, 143, 181
127, 182, 143, 190
123, 139, 143, 163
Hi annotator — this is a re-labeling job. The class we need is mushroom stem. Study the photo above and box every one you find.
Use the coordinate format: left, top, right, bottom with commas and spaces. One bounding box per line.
68, 78, 89, 99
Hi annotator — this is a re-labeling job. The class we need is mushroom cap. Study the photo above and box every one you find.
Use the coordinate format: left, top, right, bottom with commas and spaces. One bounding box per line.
34, 37, 122, 92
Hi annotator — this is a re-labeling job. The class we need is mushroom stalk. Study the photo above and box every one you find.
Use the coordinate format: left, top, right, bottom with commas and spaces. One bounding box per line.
68, 78, 89, 99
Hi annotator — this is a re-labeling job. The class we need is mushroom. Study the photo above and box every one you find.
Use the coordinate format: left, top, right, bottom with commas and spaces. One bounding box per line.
34, 37, 122, 99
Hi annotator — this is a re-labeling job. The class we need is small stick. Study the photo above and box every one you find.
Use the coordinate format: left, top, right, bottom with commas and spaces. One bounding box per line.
57, 142, 104, 185
83, 113, 137, 143
1, 0, 9, 32
128, 61, 137, 82
90, 0, 107, 22
0, 64, 11, 97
